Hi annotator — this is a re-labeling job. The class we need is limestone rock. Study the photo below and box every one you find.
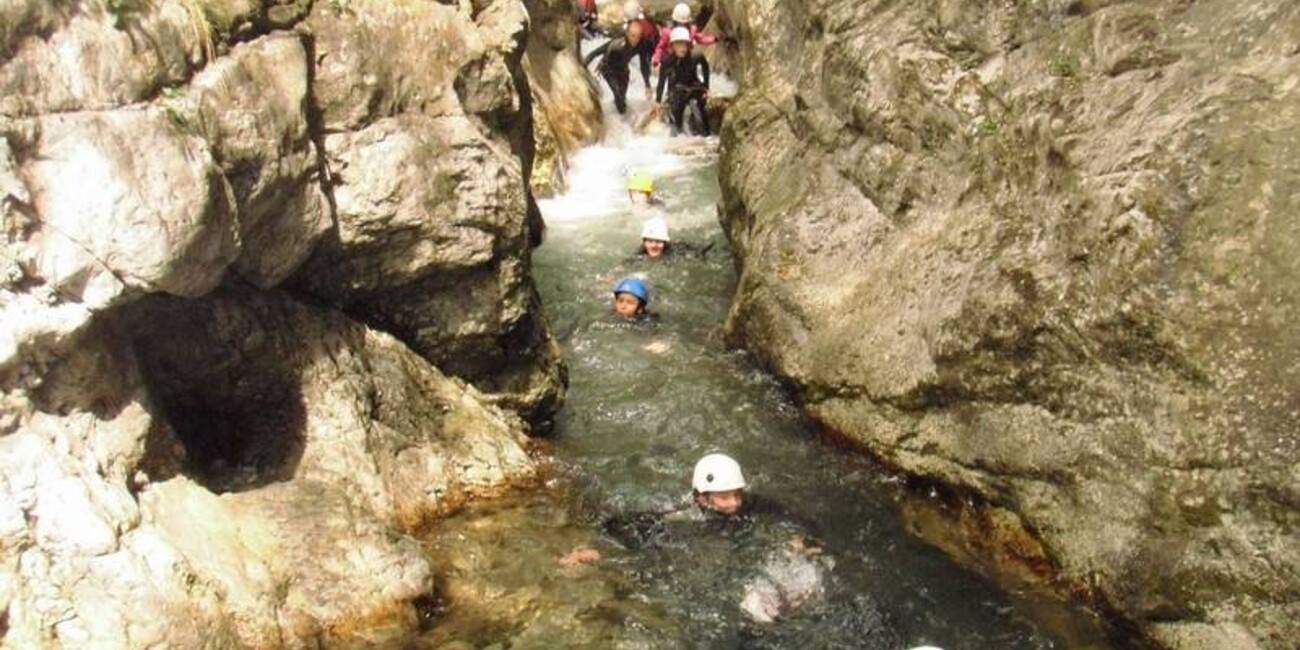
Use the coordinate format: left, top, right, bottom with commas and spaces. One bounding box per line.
1, 289, 536, 650
522, 0, 604, 196
189, 32, 331, 288
0, 106, 238, 380
0, 0, 204, 117
714, 0, 1300, 647
294, 0, 566, 421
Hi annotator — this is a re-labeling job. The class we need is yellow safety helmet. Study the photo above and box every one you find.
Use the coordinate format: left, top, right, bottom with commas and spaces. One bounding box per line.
626, 174, 655, 194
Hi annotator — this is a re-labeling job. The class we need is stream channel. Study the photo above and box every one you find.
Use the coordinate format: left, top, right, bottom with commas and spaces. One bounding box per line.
410, 71, 1121, 650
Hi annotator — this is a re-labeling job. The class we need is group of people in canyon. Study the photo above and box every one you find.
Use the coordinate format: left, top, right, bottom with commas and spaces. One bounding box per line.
582, 1, 715, 136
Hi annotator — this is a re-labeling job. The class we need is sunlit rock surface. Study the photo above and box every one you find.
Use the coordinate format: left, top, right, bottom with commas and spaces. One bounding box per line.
523, 0, 603, 197
0, 0, 597, 646
289, 0, 567, 420
713, 1, 1299, 648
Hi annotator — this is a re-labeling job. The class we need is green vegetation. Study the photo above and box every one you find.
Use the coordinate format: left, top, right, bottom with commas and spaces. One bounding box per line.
1049, 56, 1079, 78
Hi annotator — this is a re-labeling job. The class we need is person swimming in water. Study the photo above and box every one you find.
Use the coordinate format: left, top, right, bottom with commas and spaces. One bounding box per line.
612, 276, 651, 321
626, 173, 664, 206
559, 453, 832, 624
630, 216, 715, 262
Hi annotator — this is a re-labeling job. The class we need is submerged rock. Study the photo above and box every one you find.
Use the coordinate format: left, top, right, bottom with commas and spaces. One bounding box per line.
714, 0, 1299, 647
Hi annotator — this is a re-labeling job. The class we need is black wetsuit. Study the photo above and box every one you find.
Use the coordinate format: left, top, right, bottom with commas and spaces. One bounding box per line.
585, 36, 653, 114
626, 240, 716, 263
601, 494, 814, 551
655, 51, 710, 135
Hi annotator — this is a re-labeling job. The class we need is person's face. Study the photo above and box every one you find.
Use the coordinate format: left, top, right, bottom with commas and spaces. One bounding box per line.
673, 41, 690, 58
629, 190, 651, 204
643, 238, 667, 257
614, 293, 643, 318
698, 489, 746, 515
627, 23, 643, 46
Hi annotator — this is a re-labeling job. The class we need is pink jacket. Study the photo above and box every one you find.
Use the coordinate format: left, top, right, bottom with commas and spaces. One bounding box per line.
652, 23, 718, 66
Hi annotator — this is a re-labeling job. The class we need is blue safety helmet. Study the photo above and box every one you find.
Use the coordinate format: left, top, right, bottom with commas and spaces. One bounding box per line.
613, 277, 650, 306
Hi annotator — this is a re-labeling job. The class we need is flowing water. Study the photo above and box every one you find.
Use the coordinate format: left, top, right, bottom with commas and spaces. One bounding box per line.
410, 69, 1120, 650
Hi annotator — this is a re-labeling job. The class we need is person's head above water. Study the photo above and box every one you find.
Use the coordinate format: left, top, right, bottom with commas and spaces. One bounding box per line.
626, 174, 656, 204
672, 3, 693, 24
625, 18, 645, 46
670, 26, 693, 57
692, 453, 748, 515
613, 276, 650, 318
640, 217, 671, 258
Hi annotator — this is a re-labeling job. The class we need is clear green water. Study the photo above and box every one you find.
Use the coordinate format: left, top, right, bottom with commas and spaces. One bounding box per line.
413, 89, 1119, 650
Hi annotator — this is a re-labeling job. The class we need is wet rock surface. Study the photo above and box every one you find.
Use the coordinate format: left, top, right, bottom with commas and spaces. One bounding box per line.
0, 0, 600, 647
713, 1, 1299, 648
289, 0, 567, 419
522, 0, 603, 196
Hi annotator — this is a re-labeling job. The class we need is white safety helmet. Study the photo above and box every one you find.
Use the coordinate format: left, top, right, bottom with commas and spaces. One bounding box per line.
640, 217, 670, 242
692, 453, 747, 493
623, 0, 642, 21
670, 26, 692, 44
672, 2, 692, 23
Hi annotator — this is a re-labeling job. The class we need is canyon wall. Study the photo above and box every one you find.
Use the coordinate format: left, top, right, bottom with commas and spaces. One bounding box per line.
0, 0, 594, 647
713, 1, 1299, 649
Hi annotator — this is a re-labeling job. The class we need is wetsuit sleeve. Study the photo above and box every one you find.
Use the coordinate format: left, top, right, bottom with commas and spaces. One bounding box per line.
638, 42, 652, 88
656, 60, 669, 102
602, 512, 671, 550
584, 41, 611, 67
699, 54, 710, 89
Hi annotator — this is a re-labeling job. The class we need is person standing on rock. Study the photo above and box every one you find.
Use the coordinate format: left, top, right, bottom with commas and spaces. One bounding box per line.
655, 27, 711, 136
584, 20, 654, 115
652, 3, 719, 68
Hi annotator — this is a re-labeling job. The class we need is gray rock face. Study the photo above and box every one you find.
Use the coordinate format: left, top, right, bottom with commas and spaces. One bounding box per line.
1, 0, 598, 647
3, 289, 535, 650
713, 1, 1299, 648
522, 0, 603, 196
291, 0, 567, 420
189, 33, 331, 289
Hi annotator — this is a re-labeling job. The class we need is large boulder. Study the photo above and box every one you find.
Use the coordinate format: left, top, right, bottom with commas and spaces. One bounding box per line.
1, 288, 536, 650
0, 0, 204, 116
0, 0, 568, 648
714, 0, 1300, 648
188, 32, 332, 289
292, 0, 566, 421
522, 0, 603, 196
